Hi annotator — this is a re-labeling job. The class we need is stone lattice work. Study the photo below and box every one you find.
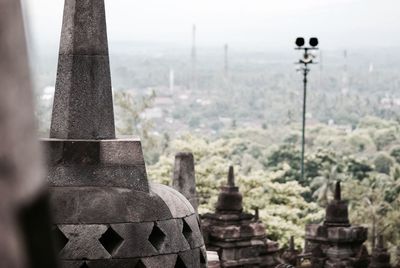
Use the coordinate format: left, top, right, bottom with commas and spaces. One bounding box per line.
43, 0, 205, 267
202, 166, 281, 267
305, 182, 369, 268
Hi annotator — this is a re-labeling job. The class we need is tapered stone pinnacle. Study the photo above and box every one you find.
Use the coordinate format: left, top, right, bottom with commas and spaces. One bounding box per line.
289, 236, 295, 251
334, 181, 341, 201
376, 235, 384, 249
50, 0, 115, 140
254, 207, 259, 221
173, 152, 198, 211
228, 166, 235, 186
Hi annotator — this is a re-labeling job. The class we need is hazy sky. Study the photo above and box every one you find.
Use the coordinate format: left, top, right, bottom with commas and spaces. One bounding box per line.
24, 0, 400, 51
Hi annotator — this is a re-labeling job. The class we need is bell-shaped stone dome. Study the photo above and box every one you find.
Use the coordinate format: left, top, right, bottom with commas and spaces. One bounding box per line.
43, 1, 205, 266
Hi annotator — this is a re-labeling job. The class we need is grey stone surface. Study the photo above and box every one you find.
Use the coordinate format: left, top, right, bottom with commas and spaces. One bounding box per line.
62, 259, 142, 268
43, 139, 145, 165
59, 225, 110, 259
111, 222, 157, 258
150, 183, 195, 218
157, 218, 191, 254
179, 248, 201, 268
47, 165, 147, 189
173, 152, 198, 211
141, 254, 177, 268
182, 214, 204, 249
43, 139, 149, 190
59, 0, 109, 55
50, 187, 173, 223
207, 250, 221, 268
50, 0, 114, 140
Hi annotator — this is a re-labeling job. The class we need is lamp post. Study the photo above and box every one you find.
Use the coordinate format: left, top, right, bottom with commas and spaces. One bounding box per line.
295, 37, 319, 183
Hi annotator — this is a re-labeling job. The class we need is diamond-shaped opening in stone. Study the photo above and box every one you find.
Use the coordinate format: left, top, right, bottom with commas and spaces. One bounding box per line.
175, 256, 187, 268
148, 223, 166, 251
182, 218, 193, 241
80, 262, 89, 268
135, 260, 147, 268
52, 226, 69, 253
200, 250, 206, 264
99, 226, 124, 255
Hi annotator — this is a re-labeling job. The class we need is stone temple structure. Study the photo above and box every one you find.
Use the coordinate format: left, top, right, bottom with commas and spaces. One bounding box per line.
0, 1, 56, 267
281, 236, 300, 266
42, 0, 205, 267
202, 166, 281, 267
305, 182, 369, 268
395, 247, 400, 268
173, 152, 199, 212
369, 236, 391, 268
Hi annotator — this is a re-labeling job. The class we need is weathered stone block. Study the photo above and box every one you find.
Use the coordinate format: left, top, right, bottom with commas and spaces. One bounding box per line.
150, 183, 195, 217
59, 224, 110, 260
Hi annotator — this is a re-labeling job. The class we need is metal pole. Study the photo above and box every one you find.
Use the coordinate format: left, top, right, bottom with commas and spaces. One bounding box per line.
294, 37, 318, 183
301, 66, 308, 183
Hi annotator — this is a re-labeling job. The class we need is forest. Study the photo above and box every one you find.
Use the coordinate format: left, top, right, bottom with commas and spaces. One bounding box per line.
33, 45, 400, 259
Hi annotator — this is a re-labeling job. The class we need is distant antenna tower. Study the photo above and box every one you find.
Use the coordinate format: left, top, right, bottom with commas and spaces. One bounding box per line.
342, 50, 349, 95
224, 43, 229, 79
169, 68, 175, 93
190, 24, 197, 90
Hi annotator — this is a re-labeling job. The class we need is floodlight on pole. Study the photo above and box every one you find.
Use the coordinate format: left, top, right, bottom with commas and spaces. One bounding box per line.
294, 37, 319, 184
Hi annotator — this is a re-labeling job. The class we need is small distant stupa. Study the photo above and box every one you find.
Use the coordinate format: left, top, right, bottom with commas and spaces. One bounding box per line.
369, 236, 391, 268
305, 182, 369, 268
201, 166, 281, 267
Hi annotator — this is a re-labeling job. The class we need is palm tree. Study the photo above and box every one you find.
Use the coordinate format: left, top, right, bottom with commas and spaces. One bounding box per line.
311, 165, 346, 206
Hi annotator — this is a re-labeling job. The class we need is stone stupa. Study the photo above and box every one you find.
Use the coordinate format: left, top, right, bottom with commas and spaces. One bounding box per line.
201, 166, 281, 267
369, 236, 391, 268
305, 182, 369, 268
281, 236, 300, 266
42, 0, 205, 267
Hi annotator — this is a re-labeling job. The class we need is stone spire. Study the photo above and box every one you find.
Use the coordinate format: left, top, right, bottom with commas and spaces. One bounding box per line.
215, 166, 243, 212
369, 235, 391, 268
173, 152, 198, 212
228, 165, 235, 186
281, 236, 300, 266
305, 181, 369, 267
324, 181, 350, 227
334, 180, 341, 200
50, 0, 115, 140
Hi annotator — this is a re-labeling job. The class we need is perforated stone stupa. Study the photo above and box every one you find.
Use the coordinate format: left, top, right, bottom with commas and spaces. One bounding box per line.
305, 182, 369, 268
201, 166, 281, 267
42, 0, 205, 267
